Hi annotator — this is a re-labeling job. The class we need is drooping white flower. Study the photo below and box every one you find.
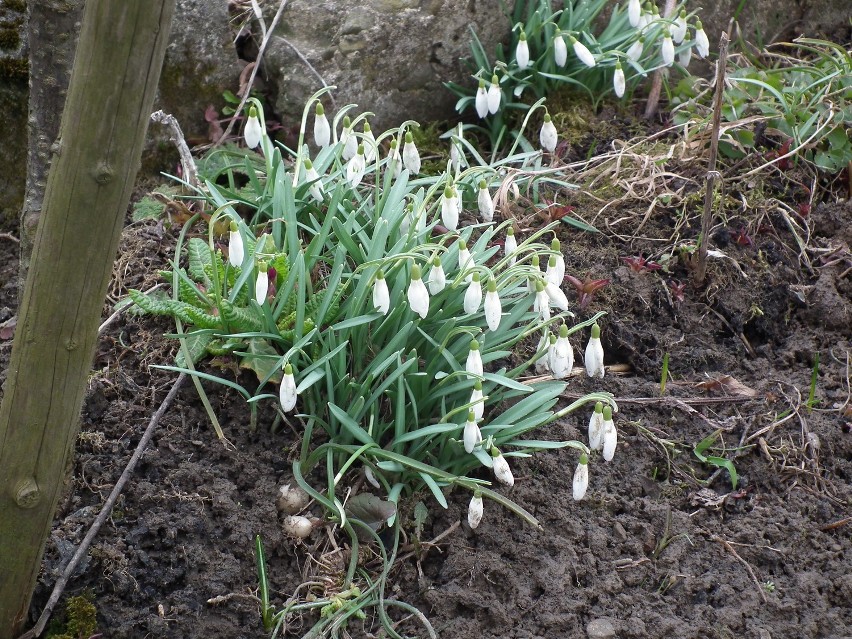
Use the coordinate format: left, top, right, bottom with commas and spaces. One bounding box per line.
463, 410, 482, 453
475, 77, 489, 119
484, 278, 502, 331
672, 9, 688, 43
516, 30, 530, 69
313, 102, 331, 148
428, 257, 446, 295
534, 280, 551, 322
585, 322, 605, 378
544, 282, 570, 311
694, 20, 710, 58
554, 32, 568, 66
545, 255, 561, 287
373, 269, 390, 315
535, 331, 551, 374
466, 339, 483, 379
550, 324, 574, 379
457, 239, 473, 282
639, 3, 652, 31
487, 74, 502, 114
244, 105, 263, 149
540, 113, 558, 153
470, 380, 484, 421
340, 116, 357, 161
468, 492, 484, 529
464, 272, 483, 315
303, 159, 324, 202
498, 230, 515, 268
588, 401, 605, 450
628, 0, 641, 27
346, 144, 366, 187
228, 221, 244, 268
478, 180, 494, 222
602, 406, 617, 461
679, 41, 693, 68
569, 35, 596, 68
626, 36, 645, 62
255, 261, 269, 304
491, 447, 515, 486
450, 123, 464, 174
613, 61, 626, 98
362, 121, 377, 164
387, 139, 402, 179
527, 254, 541, 295
573, 454, 589, 500
550, 238, 565, 283
279, 363, 298, 412
661, 29, 675, 67
407, 263, 429, 319
402, 131, 421, 174
441, 184, 460, 231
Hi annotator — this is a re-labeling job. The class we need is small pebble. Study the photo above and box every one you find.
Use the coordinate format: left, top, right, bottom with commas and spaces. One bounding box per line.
587, 618, 616, 639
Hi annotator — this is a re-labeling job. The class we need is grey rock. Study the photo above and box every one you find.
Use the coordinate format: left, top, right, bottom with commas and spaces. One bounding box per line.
587, 618, 617, 639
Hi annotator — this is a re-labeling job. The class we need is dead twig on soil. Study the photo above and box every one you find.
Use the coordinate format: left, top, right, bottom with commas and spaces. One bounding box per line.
150, 111, 199, 188
18, 373, 187, 639
559, 392, 758, 408
0, 231, 20, 243
711, 534, 768, 603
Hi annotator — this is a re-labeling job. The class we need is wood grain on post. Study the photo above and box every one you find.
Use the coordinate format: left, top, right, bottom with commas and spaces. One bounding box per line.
0, 1, 176, 635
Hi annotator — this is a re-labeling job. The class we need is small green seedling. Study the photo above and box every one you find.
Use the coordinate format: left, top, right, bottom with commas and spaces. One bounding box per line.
694, 431, 738, 489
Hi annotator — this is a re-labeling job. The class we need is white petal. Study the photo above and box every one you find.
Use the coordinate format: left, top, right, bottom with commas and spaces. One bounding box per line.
373, 278, 390, 315
363, 130, 377, 164
475, 87, 489, 119
458, 248, 473, 282
463, 279, 482, 314
602, 419, 618, 461
516, 39, 530, 69
407, 278, 429, 319
585, 336, 605, 378
478, 186, 494, 222
544, 282, 570, 311
470, 388, 484, 421
662, 35, 675, 67
588, 410, 604, 451
244, 115, 263, 149
255, 273, 269, 305
535, 290, 551, 322
540, 120, 558, 153
403, 141, 421, 174
627, 39, 644, 62
573, 40, 596, 68
504, 233, 517, 265
679, 43, 693, 68
468, 494, 484, 529
465, 348, 483, 379
673, 15, 688, 43
441, 193, 460, 231
280, 372, 297, 412
487, 84, 502, 114
228, 230, 244, 268
492, 453, 515, 486
554, 35, 568, 66
342, 128, 357, 161
614, 66, 626, 98
550, 337, 573, 378
463, 419, 482, 453
534, 333, 551, 374
573, 462, 589, 500
428, 264, 446, 295
554, 255, 565, 283
314, 114, 331, 148
484, 290, 502, 331
346, 154, 365, 187
628, 0, 641, 27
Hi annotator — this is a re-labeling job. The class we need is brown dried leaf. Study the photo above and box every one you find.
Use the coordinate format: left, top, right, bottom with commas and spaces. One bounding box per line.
696, 374, 757, 397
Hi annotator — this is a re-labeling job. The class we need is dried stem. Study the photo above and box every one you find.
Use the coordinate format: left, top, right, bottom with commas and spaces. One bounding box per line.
643, 0, 677, 119
694, 32, 729, 285
150, 110, 199, 188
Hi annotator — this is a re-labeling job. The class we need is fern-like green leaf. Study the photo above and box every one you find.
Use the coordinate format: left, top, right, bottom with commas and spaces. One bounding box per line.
219, 299, 264, 333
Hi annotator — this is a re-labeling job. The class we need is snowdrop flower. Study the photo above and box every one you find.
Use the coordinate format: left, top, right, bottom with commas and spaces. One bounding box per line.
457, 239, 473, 282
487, 74, 502, 114
516, 30, 530, 69
428, 257, 446, 295
573, 454, 589, 500
441, 184, 460, 231
373, 269, 390, 315
504, 227, 518, 265
450, 123, 464, 174
303, 159, 324, 202
545, 255, 561, 287
584, 322, 605, 378
602, 406, 617, 461
346, 144, 366, 187
279, 363, 298, 412
477, 180, 494, 222
402, 132, 421, 174
468, 491, 484, 529
244, 105, 263, 149
540, 113, 558, 153
569, 35, 596, 68
639, 2, 652, 30
550, 238, 565, 283
490, 446, 515, 486
484, 278, 502, 331
255, 261, 269, 305
626, 36, 645, 62
362, 121, 377, 163
407, 264, 429, 319
554, 31, 568, 66
313, 102, 330, 148
679, 41, 693, 68
534, 281, 551, 322
463, 410, 482, 453
464, 273, 483, 314
475, 77, 489, 119
628, 0, 641, 27
661, 28, 675, 67
387, 139, 402, 179
673, 9, 688, 43
613, 61, 626, 98
527, 254, 541, 294
466, 339, 483, 379
694, 20, 710, 58
340, 116, 357, 161
228, 221, 244, 268
544, 282, 570, 311
535, 331, 551, 374
470, 380, 484, 421
550, 324, 574, 379
588, 401, 605, 451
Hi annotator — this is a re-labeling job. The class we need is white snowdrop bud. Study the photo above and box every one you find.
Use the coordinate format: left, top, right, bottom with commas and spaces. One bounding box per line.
672, 9, 688, 43
550, 324, 574, 379
341, 116, 357, 161
546, 254, 561, 287
475, 77, 489, 119
602, 406, 617, 461
346, 144, 366, 188
303, 159, 324, 202
504, 227, 518, 265
694, 21, 710, 58
573, 454, 589, 501
588, 401, 605, 451
313, 102, 331, 148
679, 41, 693, 68
468, 491, 484, 529
362, 121, 377, 164
407, 263, 429, 319
463, 410, 482, 454
283, 515, 314, 539
534, 280, 551, 322
491, 447, 515, 486
554, 31, 568, 66
484, 278, 502, 332
516, 30, 530, 69
228, 221, 244, 268
569, 35, 596, 68
387, 139, 402, 178
441, 184, 460, 231
627, 36, 645, 62
428, 257, 446, 295
661, 28, 675, 67
466, 339, 483, 379
457, 239, 473, 282
550, 238, 565, 283
244, 105, 263, 149
255, 261, 269, 305
544, 281, 570, 311
373, 269, 390, 315
403, 131, 421, 174
628, 0, 641, 27
613, 61, 626, 98
585, 323, 605, 378
470, 380, 484, 422
478, 180, 494, 222
487, 74, 502, 114
464, 272, 483, 315
280, 363, 298, 412
534, 331, 551, 374
540, 113, 558, 153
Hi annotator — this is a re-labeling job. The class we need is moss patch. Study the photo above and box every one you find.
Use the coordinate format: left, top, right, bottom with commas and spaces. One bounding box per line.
0, 56, 27, 81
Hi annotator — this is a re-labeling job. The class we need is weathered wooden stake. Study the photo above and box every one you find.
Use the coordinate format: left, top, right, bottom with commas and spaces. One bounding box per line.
0, 2, 175, 635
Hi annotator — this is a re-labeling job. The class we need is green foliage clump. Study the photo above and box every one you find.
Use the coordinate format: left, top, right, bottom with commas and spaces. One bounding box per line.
45, 594, 97, 639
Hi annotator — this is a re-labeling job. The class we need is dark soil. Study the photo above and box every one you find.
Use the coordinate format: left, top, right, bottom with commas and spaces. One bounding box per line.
1, 155, 851, 639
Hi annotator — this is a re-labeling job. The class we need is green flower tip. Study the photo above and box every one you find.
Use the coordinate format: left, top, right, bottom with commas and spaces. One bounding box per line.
679, 8, 687, 17
594, 401, 603, 413
695, 19, 704, 29
343, 115, 351, 127
405, 131, 414, 143
473, 489, 482, 498
535, 280, 545, 292
663, 27, 671, 37
579, 453, 589, 465
478, 77, 487, 88
550, 238, 560, 250
548, 255, 557, 267
357, 143, 365, 155
568, 34, 578, 44
490, 73, 499, 85
603, 405, 613, 420
615, 61, 623, 70
544, 113, 552, 123
229, 220, 238, 232
376, 269, 385, 280
444, 185, 454, 198
470, 339, 480, 351
315, 102, 325, 115
459, 239, 468, 250
549, 334, 557, 345
559, 324, 568, 338
506, 226, 515, 236
432, 256, 441, 267
479, 179, 487, 190
248, 105, 258, 117
487, 278, 497, 292
284, 363, 293, 375
474, 380, 483, 391
411, 264, 422, 280
490, 445, 500, 457
390, 138, 398, 149
519, 30, 527, 41
363, 121, 371, 132
467, 410, 476, 422
258, 260, 268, 272
472, 272, 481, 282
531, 254, 540, 266
304, 158, 314, 169
591, 323, 601, 339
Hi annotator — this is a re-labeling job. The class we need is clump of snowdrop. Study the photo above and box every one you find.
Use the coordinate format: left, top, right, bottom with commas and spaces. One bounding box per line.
585, 323, 605, 378
540, 113, 558, 153
573, 454, 589, 500
402, 131, 421, 174
407, 263, 429, 319
313, 102, 330, 148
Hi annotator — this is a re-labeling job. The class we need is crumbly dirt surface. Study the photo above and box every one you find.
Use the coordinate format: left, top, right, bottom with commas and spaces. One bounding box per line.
1, 122, 851, 639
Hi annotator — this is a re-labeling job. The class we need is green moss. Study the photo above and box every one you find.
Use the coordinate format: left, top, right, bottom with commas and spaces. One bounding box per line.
45, 594, 98, 639
0, 56, 27, 81
3, 0, 27, 11
408, 121, 453, 176
0, 26, 21, 50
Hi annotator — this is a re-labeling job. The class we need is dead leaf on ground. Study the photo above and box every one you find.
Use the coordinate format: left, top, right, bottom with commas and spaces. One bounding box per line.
696, 374, 758, 397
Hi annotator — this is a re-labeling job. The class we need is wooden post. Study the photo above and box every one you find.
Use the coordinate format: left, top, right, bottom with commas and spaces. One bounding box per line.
0, 1, 176, 635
